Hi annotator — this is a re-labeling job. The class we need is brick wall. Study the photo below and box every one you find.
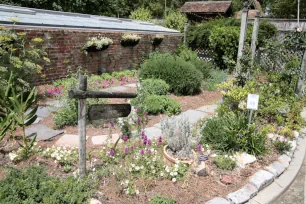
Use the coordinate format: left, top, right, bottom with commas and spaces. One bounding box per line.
18, 28, 181, 84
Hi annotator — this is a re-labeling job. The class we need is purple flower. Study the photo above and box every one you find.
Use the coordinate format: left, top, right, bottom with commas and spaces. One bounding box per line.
124, 147, 129, 154
197, 144, 202, 153
130, 146, 134, 152
140, 149, 144, 155
158, 136, 162, 145
109, 149, 115, 157
110, 121, 114, 128
137, 117, 141, 125
123, 135, 128, 142
147, 149, 152, 155
147, 139, 151, 146
145, 112, 148, 119
142, 137, 147, 145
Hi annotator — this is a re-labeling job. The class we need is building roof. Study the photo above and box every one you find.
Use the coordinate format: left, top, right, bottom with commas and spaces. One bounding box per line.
180, 1, 232, 14
0, 4, 180, 34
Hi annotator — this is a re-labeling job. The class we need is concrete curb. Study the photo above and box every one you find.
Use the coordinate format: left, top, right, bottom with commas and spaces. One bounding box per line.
248, 136, 306, 204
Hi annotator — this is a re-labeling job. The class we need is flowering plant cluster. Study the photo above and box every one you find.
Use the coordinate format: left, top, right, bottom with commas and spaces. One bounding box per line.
9, 142, 41, 162
40, 86, 64, 98
151, 34, 164, 45
82, 36, 113, 53
42, 146, 78, 167
121, 34, 141, 41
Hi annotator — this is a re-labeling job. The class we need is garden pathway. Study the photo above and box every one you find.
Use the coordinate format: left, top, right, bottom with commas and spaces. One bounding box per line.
26, 83, 218, 146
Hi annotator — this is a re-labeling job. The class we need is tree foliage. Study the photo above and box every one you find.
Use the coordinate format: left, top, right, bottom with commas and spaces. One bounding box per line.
129, 7, 152, 21
267, 0, 306, 19
164, 10, 187, 32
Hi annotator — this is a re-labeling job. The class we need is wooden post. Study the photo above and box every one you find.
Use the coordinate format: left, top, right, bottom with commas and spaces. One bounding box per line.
236, 2, 249, 74
249, 11, 260, 76
296, 50, 306, 97
78, 75, 87, 177
184, 23, 189, 45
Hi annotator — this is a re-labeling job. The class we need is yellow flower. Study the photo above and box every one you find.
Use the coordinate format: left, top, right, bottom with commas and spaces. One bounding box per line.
8, 17, 19, 23
32, 37, 44, 43
17, 32, 27, 36
43, 57, 51, 63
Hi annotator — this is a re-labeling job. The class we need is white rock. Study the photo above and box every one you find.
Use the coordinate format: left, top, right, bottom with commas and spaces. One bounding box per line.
293, 131, 299, 138
249, 170, 274, 190
234, 152, 257, 168
286, 140, 297, 157
90, 198, 102, 204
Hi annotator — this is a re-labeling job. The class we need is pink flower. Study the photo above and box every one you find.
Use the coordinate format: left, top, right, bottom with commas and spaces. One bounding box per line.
110, 121, 114, 128
147, 149, 152, 155
137, 117, 141, 125
140, 149, 144, 155
147, 139, 151, 146
130, 146, 134, 151
297, 27, 303, 32
124, 147, 129, 154
158, 136, 162, 145
197, 144, 202, 153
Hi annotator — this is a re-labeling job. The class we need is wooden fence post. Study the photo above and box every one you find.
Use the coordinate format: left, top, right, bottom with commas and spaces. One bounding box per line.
236, 2, 249, 74
78, 74, 87, 177
250, 11, 260, 71
184, 23, 189, 45
296, 50, 306, 97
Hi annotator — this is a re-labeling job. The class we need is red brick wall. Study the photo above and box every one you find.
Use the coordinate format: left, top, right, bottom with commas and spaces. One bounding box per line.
17, 28, 181, 84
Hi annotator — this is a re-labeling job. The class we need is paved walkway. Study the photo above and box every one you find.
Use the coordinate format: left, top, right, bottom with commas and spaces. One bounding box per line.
271, 150, 306, 204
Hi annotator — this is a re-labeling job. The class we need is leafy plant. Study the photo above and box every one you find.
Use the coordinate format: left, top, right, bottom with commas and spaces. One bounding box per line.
143, 95, 181, 116
202, 69, 227, 91
164, 10, 187, 32
140, 53, 203, 95
161, 116, 193, 158
82, 35, 113, 54
129, 7, 152, 21
141, 78, 170, 95
150, 195, 176, 204
274, 138, 292, 154
0, 166, 96, 203
121, 33, 141, 46
214, 155, 236, 170
201, 113, 266, 156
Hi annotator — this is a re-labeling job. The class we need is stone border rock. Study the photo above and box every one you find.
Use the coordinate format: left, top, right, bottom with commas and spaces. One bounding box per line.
205, 136, 306, 204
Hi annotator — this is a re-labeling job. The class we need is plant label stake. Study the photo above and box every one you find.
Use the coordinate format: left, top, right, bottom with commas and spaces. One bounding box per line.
247, 94, 259, 129
69, 75, 137, 178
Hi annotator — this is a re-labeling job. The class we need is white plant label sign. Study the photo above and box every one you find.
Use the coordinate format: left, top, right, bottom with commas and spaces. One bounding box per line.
247, 94, 259, 110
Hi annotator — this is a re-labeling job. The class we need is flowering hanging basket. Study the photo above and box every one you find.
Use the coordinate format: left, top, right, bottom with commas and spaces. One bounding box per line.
151, 35, 164, 46
163, 145, 196, 167
84, 44, 109, 52
121, 34, 141, 47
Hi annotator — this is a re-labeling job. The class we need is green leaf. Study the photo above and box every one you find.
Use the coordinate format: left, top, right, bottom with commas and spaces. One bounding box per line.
24, 115, 37, 126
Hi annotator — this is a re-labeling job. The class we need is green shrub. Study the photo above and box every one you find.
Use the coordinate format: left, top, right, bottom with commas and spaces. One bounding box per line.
129, 7, 152, 21
164, 10, 187, 32
214, 155, 236, 170
176, 45, 212, 79
201, 113, 266, 155
150, 195, 176, 204
143, 95, 181, 116
140, 53, 203, 95
202, 69, 228, 91
274, 139, 292, 154
0, 166, 95, 203
258, 20, 278, 47
111, 70, 136, 80
141, 79, 170, 95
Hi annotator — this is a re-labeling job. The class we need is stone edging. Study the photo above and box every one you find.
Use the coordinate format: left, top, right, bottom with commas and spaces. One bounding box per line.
206, 135, 306, 204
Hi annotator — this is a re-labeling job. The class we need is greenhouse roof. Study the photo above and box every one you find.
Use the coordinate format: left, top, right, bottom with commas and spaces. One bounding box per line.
0, 4, 180, 34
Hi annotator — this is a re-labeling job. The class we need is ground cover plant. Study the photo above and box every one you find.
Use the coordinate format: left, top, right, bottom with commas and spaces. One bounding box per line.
0, 166, 96, 203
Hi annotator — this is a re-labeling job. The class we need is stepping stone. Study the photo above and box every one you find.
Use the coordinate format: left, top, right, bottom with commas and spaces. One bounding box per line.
206, 197, 230, 204
36, 106, 50, 118
91, 134, 121, 145
227, 184, 258, 204
55, 134, 88, 148
45, 100, 64, 109
102, 86, 129, 92
197, 104, 218, 114
26, 124, 64, 141
249, 170, 274, 190
144, 127, 162, 140
278, 154, 291, 167
174, 110, 208, 125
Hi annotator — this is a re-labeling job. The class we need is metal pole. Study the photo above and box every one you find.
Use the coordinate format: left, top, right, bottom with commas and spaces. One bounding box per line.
164, 0, 167, 18
78, 75, 87, 177
250, 11, 260, 76
248, 109, 254, 130
298, 0, 300, 27
184, 23, 188, 45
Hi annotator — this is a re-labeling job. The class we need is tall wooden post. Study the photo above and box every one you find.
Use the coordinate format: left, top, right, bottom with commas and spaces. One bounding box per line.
249, 11, 260, 76
78, 75, 87, 177
296, 50, 306, 97
236, 2, 249, 74
184, 23, 189, 45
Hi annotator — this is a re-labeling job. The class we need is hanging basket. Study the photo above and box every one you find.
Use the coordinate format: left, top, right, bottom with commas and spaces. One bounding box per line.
84, 45, 110, 52
151, 38, 163, 46
121, 39, 140, 47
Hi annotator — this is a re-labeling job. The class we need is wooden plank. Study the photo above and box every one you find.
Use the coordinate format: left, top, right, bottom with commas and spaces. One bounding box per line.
69, 89, 137, 99
78, 75, 87, 178
88, 104, 131, 120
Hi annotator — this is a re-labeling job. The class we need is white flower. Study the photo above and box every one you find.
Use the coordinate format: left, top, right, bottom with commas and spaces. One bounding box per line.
136, 190, 140, 195
160, 172, 164, 177
135, 166, 140, 171
93, 158, 97, 162
170, 172, 174, 176
8, 152, 18, 161
172, 178, 177, 183
152, 170, 156, 174
125, 180, 129, 185
92, 168, 96, 172
165, 168, 170, 173
174, 172, 178, 176
129, 168, 132, 172
297, 27, 303, 32
207, 149, 211, 154
225, 155, 228, 158
211, 153, 217, 158
141, 166, 144, 169
151, 165, 154, 169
